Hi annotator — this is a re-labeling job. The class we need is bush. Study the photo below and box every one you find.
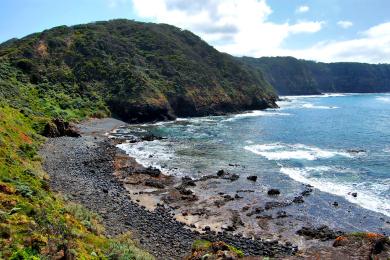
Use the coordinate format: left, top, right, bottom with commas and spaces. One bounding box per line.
18, 144, 37, 159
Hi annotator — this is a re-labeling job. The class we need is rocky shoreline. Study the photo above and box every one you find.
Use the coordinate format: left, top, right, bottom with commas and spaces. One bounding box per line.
40, 118, 390, 259
40, 118, 296, 259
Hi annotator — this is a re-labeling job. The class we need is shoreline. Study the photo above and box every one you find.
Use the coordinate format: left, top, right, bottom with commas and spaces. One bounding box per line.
40, 118, 296, 259
40, 117, 390, 259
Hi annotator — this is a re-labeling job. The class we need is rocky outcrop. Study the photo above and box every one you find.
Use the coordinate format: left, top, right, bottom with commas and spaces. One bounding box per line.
43, 118, 80, 138
296, 226, 344, 241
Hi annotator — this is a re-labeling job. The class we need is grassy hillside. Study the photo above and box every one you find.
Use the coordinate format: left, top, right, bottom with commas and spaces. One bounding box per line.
0, 106, 153, 259
0, 19, 278, 258
241, 56, 390, 95
0, 19, 277, 123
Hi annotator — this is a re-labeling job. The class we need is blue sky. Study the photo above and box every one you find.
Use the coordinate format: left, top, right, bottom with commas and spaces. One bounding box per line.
1, 0, 390, 63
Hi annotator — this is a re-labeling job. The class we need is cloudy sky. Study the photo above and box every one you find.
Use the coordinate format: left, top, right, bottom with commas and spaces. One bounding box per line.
1, 0, 390, 63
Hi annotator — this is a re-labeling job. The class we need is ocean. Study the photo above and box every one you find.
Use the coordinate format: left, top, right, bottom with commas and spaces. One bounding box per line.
116, 93, 390, 224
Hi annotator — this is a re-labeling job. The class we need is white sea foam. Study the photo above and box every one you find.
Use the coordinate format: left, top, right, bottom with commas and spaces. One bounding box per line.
301, 103, 339, 109
376, 96, 390, 103
280, 166, 390, 217
278, 99, 339, 110
244, 143, 352, 161
223, 110, 291, 122
117, 140, 179, 175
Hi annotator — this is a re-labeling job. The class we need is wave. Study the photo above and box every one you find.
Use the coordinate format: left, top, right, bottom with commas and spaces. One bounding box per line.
244, 143, 352, 161
376, 96, 390, 103
117, 140, 179, 175
223, 110, 291, 122
277, 99, 339, 110
280, 166, 390, 217
279, 93, 348, 100
301, 103, 339, 109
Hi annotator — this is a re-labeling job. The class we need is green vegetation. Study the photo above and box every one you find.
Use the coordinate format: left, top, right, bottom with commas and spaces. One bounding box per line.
187, 240, 244, 259
0, 106, 154, 259
0, 19, 276, 259
241, 56, 390, 95
0, 19, 276, 124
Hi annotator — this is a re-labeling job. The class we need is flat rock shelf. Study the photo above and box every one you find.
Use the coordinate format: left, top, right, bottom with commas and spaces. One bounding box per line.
39, 118, 296, 259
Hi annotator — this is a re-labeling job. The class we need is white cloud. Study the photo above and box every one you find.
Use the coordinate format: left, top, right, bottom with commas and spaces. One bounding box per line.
131, 0, 323, 57
130, 0, 390, 63
296, 5, 310, 13
337, 20, 353, 29
285, 22, 390, 63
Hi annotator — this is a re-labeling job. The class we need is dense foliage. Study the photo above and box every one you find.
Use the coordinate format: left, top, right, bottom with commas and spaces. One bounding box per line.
241, 56, 390, 95
0, 19, 276, 123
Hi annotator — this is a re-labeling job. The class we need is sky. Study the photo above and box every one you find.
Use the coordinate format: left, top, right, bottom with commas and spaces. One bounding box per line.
1, 0, 390, 63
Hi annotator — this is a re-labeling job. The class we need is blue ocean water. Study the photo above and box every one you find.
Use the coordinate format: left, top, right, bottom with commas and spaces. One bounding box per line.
117, 93, 390, 218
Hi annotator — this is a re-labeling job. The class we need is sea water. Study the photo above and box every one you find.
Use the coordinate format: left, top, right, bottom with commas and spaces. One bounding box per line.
117, 93, 390, 219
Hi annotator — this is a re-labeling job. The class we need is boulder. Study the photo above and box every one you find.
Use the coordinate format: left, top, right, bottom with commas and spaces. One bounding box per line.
144, 179, 165, 189
43, 118, 80, 138
217, 169, 227, 177
247, 175, 258, 182
267, 189, 280, 195
139, 167, 161, 177
293, 196, 304, 204
228, 174, 240, 181
297, 226, 344, 241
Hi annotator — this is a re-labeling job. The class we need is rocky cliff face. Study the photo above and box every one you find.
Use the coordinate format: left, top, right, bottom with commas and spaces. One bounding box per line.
241, 56, 390, 95
0, 19, 277, 123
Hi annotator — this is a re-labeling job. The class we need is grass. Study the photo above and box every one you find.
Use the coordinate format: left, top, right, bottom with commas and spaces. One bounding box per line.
0, 105, 154, 259
190, 239, 244, 259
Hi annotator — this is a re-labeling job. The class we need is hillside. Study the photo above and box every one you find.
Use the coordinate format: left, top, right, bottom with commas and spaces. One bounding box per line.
0, 19, 277, 123
241, 56, 390, 95
0, 19, 278, 258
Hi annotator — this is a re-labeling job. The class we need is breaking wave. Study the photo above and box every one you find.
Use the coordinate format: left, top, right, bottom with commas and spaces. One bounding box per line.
244, 143, 351, 161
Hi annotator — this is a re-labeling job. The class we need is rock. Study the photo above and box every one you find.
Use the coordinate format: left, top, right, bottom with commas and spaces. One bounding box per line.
236, 189, 254, 193
222, 225, 236, 231
176, 185, 193, 195
254, 207, 264, 213
265, 201, 290, 210
102, 188, 109, 193
297, 226, 344, 241
203, 226, 211, 231
234, 194, 243, 199
228, 163, 240, 167
141, 134, 164, 141
351, 192, 357, 197
293, 196, 304, 204
217, 169, 227, 177
43, 122, 60, 137
242, 206, 250, 212
231, 211, 244, 229
212, 241, 229, 252
267, 189, 280, 195
276, 211, 288, 218
346, 149, 366, 154
144, 179, 165, 189
43, 118, 80, 138
301, 185, 313, 196
228, 174, 240, 181
247, 175, 257, 182
181, 176, 196, 186
139, 167, 161, 177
